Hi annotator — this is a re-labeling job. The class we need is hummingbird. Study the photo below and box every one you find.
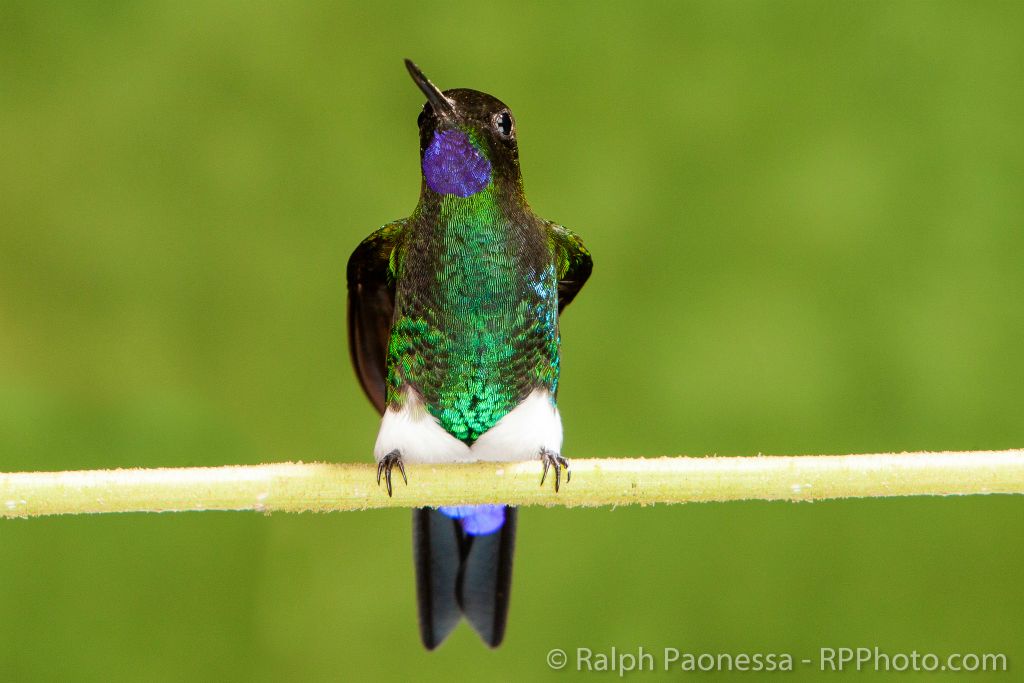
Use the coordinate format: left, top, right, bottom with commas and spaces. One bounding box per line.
346, 59, 591, 649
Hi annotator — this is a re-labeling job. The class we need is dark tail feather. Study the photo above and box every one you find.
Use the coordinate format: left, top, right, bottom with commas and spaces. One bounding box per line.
412, 507, 517, 649
413, 508, 462, 649
459, 507, 516, 647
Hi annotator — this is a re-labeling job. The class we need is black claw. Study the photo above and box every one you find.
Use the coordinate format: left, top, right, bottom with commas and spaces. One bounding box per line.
377, 450, 407, 497
539, 449, 570, 493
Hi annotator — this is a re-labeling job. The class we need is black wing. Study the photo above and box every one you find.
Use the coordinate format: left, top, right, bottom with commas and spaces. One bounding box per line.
346, 221, 405, 415
547, 222, 593, 313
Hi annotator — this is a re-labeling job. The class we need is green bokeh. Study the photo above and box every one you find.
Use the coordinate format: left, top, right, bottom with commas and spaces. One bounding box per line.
2, 2, 1023, 680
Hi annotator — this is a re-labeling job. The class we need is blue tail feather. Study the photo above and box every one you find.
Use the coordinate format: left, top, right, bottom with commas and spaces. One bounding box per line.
437, 504, 506, 535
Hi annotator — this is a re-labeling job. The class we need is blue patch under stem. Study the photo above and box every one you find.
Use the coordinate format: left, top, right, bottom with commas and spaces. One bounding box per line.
422, 129, 491, 197
437, 504, 506, 535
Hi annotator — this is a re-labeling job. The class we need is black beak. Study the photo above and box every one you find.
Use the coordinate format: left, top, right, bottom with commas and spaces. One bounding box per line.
405, 59, 456, 119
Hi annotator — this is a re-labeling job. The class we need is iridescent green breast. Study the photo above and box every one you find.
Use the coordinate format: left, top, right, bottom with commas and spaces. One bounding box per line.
385, 190, 559, 443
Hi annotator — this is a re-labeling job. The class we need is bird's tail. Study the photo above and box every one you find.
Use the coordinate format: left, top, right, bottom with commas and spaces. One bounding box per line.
412, 505, 517, 649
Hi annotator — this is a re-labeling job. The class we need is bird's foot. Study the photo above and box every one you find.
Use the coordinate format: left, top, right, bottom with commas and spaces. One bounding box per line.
539, 449, 570, 492
377, 450, 407, 497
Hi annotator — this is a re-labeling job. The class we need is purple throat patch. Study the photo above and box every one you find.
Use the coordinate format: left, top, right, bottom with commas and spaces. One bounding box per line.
422, 129, 492, 197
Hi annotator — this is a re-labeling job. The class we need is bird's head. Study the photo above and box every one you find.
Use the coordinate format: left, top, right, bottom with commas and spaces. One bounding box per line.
405, 59, 522, 199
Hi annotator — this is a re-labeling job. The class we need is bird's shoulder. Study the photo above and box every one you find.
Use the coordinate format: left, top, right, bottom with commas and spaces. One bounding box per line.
542, 221, 591, 273
540, 220, 593, 311
347, 219, 408, 283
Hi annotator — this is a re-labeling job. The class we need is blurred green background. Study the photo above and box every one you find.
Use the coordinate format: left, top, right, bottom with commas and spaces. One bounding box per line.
2, 1, 1023, 680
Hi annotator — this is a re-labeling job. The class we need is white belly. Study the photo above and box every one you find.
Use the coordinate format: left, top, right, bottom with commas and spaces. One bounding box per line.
373, 387, 563, 463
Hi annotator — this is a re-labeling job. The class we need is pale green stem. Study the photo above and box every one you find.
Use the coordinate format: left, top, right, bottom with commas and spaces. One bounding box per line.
2, 450, 1023, 518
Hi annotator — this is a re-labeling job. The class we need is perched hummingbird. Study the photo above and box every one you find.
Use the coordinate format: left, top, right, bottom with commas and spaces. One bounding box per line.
347, 60, 591, 649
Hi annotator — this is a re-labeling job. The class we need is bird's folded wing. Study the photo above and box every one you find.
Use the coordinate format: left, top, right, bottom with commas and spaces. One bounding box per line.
547, 222, 593, 313
347, 220, 406, 415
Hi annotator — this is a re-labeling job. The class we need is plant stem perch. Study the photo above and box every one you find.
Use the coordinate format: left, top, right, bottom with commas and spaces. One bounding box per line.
2, 450, 1023, 519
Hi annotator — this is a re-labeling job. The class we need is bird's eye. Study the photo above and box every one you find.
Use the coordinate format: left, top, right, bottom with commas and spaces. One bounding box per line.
417, 103, 433, 128
493, 110, 514, 139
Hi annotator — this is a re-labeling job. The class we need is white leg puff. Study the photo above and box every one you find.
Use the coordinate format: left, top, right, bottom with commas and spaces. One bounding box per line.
373, 387, 563, 464
470, 389, 563, 462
